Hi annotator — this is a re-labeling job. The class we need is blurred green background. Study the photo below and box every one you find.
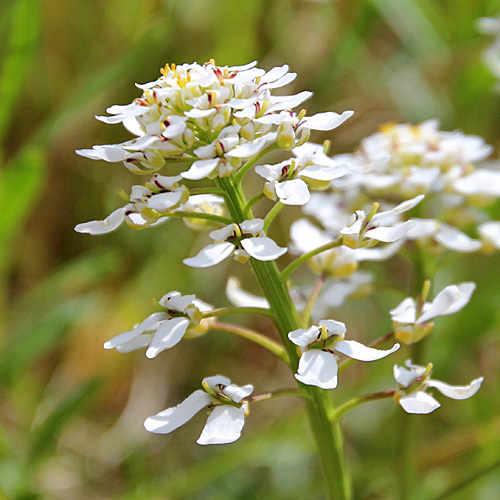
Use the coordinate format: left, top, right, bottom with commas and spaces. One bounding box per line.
1, 0, 500, 498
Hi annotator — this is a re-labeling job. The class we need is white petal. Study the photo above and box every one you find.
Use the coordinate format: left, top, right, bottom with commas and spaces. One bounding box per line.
183, 242, 235, 268
115, 334, 153, 353
181, 159, 220, 180
335, 340, 400, 361
275, 179, 311, 205
393, 363, 422, 387
434, 224, 482, 253
267, 91, 312, 112
427, 377, 483, 400
295, 350, 338, 389
318, 319, 346, 336
184, 108, 217, 118
300, 163, 349, 181
241, 237, 287, 261
399, 391, 441, 414
144, 390, 211, 434
223, 384, 254, 403
390, 298, 417, 324
203, 375, 232, 389
288, 325, 321, 348
197, 406, 246, 445
240, 218, 264, 234
366, 221, 414, 242
74, 207, 126, 234
418, 282, 476, 323
301, 110, 354, 131
145, 317, 190, 358
226, 276, 269, 308
104, 312, 168, 350
148, 192, 183, 212
76, 145, 131, 162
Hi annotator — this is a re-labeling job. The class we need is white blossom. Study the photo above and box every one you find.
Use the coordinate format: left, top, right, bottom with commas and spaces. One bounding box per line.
288, 320, 399, 389
183, 219, 287, 267
340, 196, 423, 249
394, 360, 483, 414
255, 154, 348, 206
104, 291, 212, 358
390, 282, 476, 344
144, 375, 253, 445
74, 175, 189, 234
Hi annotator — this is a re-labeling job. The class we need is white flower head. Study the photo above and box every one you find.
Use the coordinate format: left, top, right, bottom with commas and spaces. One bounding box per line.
183, 218, 287, 268
144, 375, 254, 445
288, 320, 400, 389
394, 360, 483, 414
390, 282, 476, 344
104, 291, 212, 358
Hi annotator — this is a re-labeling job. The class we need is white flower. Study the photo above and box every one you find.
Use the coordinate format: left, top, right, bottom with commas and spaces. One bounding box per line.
390, 282, 476, 344
255, 154, 348, 206
74, 175, 189, 234
183, 218, 287, 267
104, 291, 211, 358
394, 360, 483, 414
288, 320, 400, 389
144, 375, 253, 445
340, 196, 423, 249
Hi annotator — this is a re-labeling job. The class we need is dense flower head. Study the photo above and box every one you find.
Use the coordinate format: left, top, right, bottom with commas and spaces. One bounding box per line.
77, 60, 353, 178
104, 291, 212, 358
145, 375, 253, 445
331, 120, 493, 199
393, 360, 483, 414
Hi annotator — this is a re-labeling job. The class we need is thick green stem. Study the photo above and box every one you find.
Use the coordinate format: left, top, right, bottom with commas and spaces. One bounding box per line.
216, 175, 352, 500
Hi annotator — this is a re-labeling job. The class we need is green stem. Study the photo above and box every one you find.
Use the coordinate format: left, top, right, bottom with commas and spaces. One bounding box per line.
301, 272, 328, 328
331, 390, 395, 421
211, 321, 288, 363
243, 192, 265, 217
216, 174, 352, 500
202, 306, 276, 320
263, 202, 284, 232
234, 144, 278, 184
188, 187, 226, 196
281, 238, 343, 283
167, 211, 232, 225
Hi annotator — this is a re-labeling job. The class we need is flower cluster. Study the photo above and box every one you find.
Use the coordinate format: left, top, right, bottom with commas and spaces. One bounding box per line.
76, 60, 485, 458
